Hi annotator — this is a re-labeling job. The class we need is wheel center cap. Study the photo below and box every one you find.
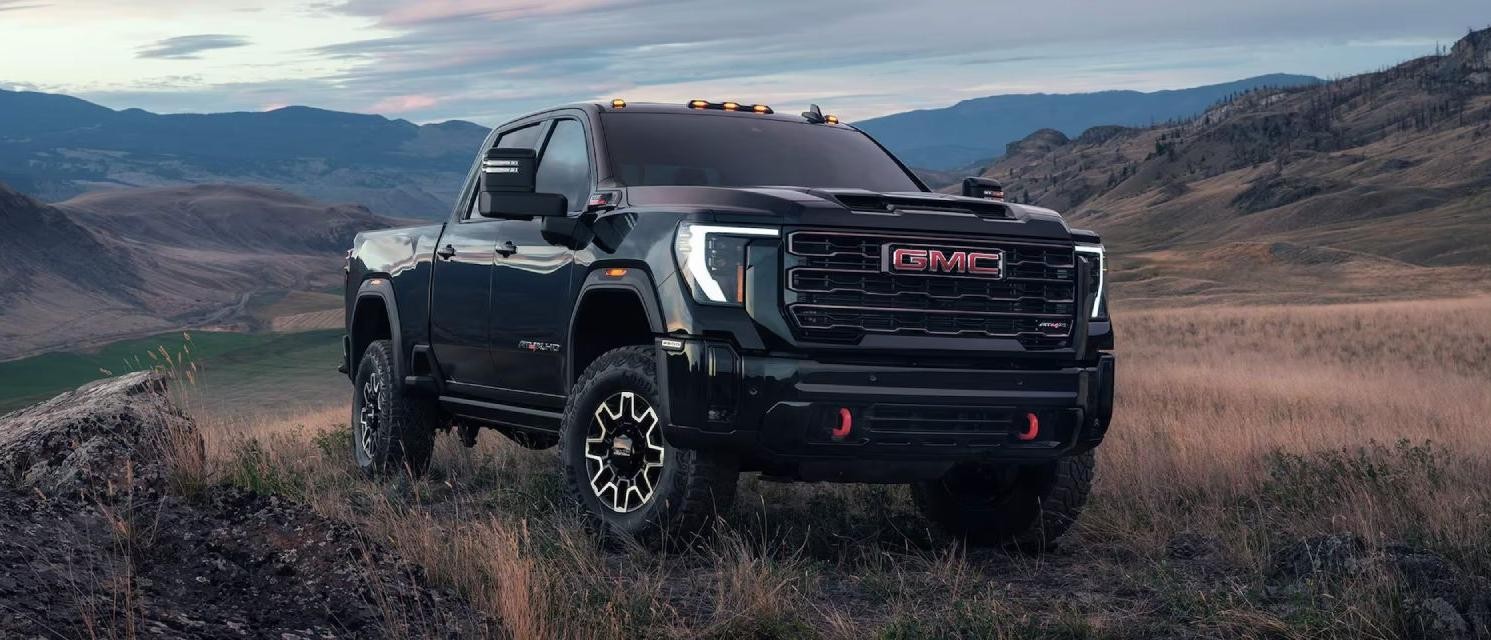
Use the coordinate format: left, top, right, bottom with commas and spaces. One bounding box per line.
611, 434, 635, 458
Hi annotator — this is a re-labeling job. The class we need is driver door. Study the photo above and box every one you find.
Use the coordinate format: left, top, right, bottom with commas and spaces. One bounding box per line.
488, 116, 590, 398
428, 121, 547, 387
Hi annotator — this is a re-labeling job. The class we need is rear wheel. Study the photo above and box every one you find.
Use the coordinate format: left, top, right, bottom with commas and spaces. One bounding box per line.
559, 346, 738, 548
352, 340, 437, 478
913, 451, 1094, 549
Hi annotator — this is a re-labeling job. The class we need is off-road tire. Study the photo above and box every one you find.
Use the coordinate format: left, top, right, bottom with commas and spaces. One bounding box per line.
559, 346, 738, 548
352, 340, 437, 478
913, 451, 1095, 550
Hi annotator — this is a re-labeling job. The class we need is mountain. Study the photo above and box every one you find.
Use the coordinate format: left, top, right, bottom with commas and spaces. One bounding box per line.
856, 74, 1323, 170
0, 183, 402, 360
980, 28, 1491, 305
0, 90, 490, 218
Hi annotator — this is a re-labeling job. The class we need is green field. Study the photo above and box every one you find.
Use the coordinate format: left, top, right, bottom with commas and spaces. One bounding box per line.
0, 330, 348, 417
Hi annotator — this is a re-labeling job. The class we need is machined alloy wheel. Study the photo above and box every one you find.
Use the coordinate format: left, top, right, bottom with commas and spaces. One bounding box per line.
355, 376, 384, 466
351, 339, 436, 478
584, 391, 666, 513
559, 345, 740, 548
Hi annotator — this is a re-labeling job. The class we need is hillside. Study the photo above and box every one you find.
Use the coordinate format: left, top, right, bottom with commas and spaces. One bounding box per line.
980, 28, 1491, 305
0, 183, 399, 360
0, 90, 489, 218
857, 74, 1321, 170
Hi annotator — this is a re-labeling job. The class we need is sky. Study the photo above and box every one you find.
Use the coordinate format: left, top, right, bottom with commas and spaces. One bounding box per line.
0, 1, 1486, 126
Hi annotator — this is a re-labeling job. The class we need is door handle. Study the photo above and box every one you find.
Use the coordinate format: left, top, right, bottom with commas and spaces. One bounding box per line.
496, 240, 518, 257
436, 244, 457, 260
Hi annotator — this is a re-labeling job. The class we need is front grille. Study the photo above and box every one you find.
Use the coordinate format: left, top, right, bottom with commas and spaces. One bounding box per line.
785, 230, 1078, 348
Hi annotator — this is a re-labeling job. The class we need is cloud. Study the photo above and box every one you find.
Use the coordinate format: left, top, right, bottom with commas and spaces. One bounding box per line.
136, 34, 251, 60
0, 1, 44, 11
6, 0, 1488, 125
369, 94, 439, 113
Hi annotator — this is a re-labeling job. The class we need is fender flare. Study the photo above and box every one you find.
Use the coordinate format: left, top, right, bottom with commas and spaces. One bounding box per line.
565, 267, 665, 383
352, 278, 404, 380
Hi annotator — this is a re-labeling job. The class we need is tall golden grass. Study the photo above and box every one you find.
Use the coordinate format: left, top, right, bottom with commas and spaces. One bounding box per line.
191, 296, 1491, 639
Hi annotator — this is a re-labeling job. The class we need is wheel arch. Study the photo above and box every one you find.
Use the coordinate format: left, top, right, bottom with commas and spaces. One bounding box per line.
352, 278, 403, 380
566, 267, 664, 386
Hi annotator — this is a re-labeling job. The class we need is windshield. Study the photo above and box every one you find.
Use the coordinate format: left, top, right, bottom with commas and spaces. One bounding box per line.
601, 112, 923, 192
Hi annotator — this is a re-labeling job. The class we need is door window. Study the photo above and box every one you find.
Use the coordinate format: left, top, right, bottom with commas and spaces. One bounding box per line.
535, 119, 591, 212
496, 123, 543, 150
466, 123, 547, 219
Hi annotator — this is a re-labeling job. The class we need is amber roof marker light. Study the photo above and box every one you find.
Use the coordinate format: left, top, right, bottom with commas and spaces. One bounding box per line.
684, 100, 772, 114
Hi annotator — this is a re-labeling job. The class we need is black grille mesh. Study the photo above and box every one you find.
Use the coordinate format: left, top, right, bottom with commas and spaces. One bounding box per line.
785, 231, 1078, 348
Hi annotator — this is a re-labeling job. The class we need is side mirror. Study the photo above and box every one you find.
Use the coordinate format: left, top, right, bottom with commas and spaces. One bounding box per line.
478, 147, 569, 218
961, 177, 1004, 201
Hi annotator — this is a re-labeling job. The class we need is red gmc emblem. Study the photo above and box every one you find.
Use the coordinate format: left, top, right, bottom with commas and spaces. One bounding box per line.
884, 245, 1004, 278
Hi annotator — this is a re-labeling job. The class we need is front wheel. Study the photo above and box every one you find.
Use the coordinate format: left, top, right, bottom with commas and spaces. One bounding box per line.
352, 340, 437, 478
559, 346, 738, 548
913, 451, 1095, 549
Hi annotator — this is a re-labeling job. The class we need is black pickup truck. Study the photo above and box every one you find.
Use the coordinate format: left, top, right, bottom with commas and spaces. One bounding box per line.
343, 100, 1115, 548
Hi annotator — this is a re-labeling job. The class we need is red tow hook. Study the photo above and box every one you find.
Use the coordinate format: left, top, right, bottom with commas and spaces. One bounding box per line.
1016, 412, 1040, 441
831, 407, 853, 440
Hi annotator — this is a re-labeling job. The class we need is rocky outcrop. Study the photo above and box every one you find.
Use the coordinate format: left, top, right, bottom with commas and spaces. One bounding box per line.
1442, 27, 1491, 84
0, 371, 197, 495
1003, 128, 1070, 159
0, 374, 489, 637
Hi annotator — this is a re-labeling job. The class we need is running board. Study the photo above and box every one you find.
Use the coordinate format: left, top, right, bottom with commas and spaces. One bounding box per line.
439, 396, 562, 434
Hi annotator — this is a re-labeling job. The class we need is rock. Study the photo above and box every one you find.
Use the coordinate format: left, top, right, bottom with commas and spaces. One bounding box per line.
1270, 533, 1368, 581
1413, 597, 1470, 638
0, 485, 493, 638
0, 373, 491, 637
1389, 548, 1461, 599
0, 371, 199, 495
1441, 27, 1491, 84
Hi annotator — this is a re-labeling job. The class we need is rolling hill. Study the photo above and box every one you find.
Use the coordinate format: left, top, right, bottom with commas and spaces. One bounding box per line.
0, 183, 401, 360
0, 90, 489, 218
976, 28, 1491, 306
856, 74, 1322, 170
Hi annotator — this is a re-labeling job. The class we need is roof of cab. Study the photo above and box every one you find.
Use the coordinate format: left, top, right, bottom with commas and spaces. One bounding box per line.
550, 100, 846, 125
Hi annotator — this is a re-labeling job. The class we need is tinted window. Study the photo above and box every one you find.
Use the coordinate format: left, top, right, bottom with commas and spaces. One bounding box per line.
466, 123, 547, 219
601, 113, 921, 192
496, 123, 543, 150
535, 119, 590, 211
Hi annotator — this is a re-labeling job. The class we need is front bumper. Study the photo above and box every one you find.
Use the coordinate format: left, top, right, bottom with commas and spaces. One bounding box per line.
658, 339, 1115, 482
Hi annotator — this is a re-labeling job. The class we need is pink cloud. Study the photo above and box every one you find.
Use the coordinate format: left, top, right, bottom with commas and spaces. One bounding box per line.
370, 94, 440, 113
369, 0, 617, 26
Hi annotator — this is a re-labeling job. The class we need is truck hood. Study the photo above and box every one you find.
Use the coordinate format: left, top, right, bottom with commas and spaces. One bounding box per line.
622, 185, 1075, 240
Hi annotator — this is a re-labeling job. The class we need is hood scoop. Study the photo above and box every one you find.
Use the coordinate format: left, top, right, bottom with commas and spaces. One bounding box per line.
829, 192, 1012, 220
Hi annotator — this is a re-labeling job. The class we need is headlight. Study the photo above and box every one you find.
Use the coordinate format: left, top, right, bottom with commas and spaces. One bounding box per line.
674, 222, 779, 305
1074, 243, 1106, 319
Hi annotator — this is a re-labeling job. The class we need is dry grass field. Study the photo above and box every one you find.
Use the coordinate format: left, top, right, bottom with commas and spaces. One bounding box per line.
185, 296, 1491, 639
